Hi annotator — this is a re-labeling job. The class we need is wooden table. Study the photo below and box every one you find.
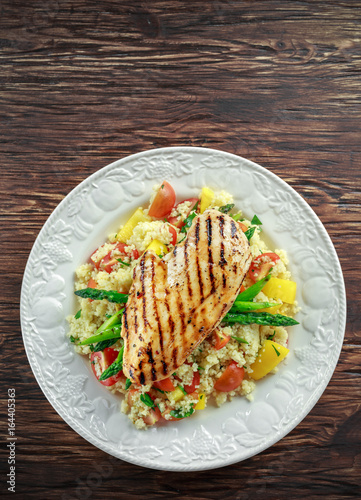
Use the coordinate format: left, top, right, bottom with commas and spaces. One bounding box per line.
1, 1, 360, 498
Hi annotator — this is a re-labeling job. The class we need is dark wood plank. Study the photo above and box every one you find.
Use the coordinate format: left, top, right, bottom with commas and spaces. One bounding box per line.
1, 1, 360, 498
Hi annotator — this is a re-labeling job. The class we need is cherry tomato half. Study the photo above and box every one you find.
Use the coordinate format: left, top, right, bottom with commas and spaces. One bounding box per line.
213, 361, 244, 392
214, 329, 231, 350
99, 251, 118, 273
184, 370, 200, 394
168, 198, 199, 229
168, 226, 178, 246
248, 252, 280, 282
148, 181, 176, 218
143, 406, 162, 425
90, 348, 123, 387
238, 222, 248, 232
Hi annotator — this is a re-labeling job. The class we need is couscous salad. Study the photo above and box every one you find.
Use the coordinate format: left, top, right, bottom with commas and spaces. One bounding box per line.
68, 182, 298, 429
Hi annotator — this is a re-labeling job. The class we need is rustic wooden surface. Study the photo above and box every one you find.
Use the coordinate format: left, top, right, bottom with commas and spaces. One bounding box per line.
1, 0, 360, 498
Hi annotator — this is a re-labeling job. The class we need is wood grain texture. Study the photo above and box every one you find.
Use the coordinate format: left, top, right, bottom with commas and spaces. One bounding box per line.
1, 0, 360, 498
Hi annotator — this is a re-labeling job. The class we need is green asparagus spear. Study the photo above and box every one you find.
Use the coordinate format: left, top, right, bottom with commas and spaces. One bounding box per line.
223, 312, 299, 327
75, 288, 128, 304
99, 346, 124, 381
95, 309, 123, 334
78, 325, 121, 346
235, 274, 271, 302
230, 301, 279, 313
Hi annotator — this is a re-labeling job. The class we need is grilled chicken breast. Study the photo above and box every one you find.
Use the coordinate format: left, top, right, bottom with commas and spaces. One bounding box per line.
121, 209, 252, 385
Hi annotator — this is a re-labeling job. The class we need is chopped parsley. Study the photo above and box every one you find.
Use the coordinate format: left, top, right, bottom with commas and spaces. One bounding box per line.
125, 378, 132, 390
170, 406, 195, 419
180, 202, 199, 234
244, 226, 256, 241
268, 331, 276, 340
251, 214, 262, 225
69, 335, 76, 343
140, 393, 155, 408
272, 344, 281, 357
178, 385, 188, 396
231, 336, 249, 345
74, 309, 81, 319
218, 203, 235, 214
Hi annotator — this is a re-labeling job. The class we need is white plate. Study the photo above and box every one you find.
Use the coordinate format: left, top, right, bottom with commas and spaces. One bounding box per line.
20, 147, 346, 471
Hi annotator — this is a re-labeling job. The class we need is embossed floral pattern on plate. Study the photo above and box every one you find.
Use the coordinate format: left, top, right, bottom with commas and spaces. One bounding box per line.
20, 147, 346, 471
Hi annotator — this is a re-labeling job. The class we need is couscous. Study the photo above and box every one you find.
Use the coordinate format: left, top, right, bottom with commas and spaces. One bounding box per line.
68, 182, 298, 429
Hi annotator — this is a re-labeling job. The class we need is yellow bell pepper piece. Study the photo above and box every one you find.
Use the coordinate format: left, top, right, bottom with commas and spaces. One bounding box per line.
194, 392, 206, 410
249, 340, 289, 380
200, 187, 214, 214
262, 277, 297, 304
146, 239, 168, 257
117, 208, 151, 243
168, 387, 185, 403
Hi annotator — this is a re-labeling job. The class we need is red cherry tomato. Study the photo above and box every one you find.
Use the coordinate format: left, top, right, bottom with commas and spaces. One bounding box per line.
240, 284, 246, 293
115, 242, 139, 260
248, 252, 280, 282
89, 248, 102, 269
168, 226, 177, 246
87, 278, 97, 302
168, 198, 199, 229
214, 329, 231, 350
214, 361, 244, 392
148, 181, 176, 218
153, 377, 175, 392
143, 405, 162, 425
87, 278, 97, 289
238, 222, 248, 232
90, 348, 123, 387
184, 371, 200, 394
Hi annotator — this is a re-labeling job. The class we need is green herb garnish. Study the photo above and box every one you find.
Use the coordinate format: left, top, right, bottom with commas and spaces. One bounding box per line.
268, 331, 276, 340
231, 336, 249, 344
272, 344, 281, 357
218, 203, 235, 214
125, 378, 132, 390
231, 214, 243, 222
74, 309, 82, 319
180, 201, 199, 234
140, 393, 155, 408
178, 385, 188, 396
170, 406, 195, 419
70, 335, 76, 343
